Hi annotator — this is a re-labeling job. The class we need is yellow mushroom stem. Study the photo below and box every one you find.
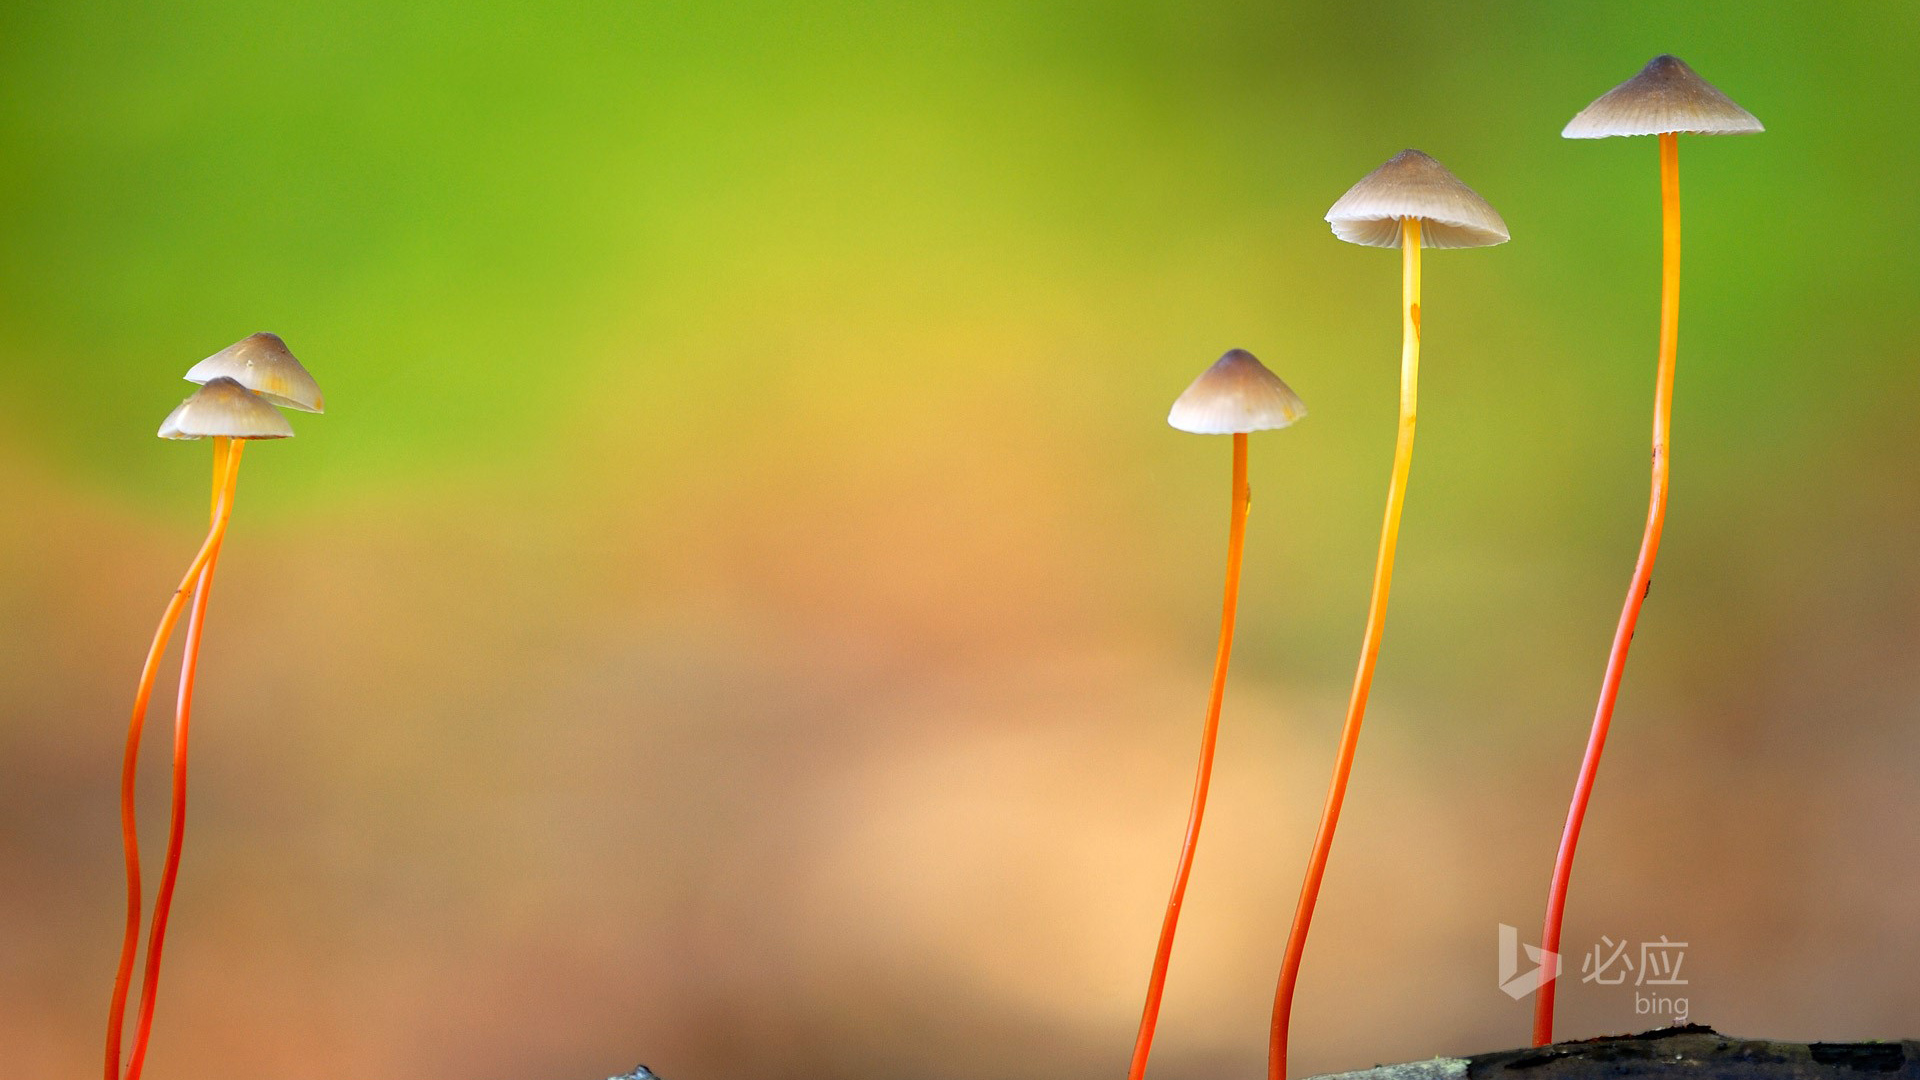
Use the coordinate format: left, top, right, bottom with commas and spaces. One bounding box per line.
1271, 216, 1421, 1080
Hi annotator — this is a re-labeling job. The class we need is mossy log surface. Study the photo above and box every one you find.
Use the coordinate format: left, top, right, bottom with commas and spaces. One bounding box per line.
1311, 1026, 1920, 1080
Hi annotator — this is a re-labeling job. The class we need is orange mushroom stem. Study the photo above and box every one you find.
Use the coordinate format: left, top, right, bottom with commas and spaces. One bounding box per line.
1128, 349, 1304, 1080
105, 438, 246, 1080
1537, 55, 1760, 1046
125, 437, 241, 1080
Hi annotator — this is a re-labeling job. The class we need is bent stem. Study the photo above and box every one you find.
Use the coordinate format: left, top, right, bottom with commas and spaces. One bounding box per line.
1126, 432, 1250, 1080
105, 439, 244, 1080
1534, 131, 1680, 1046
126, 438, 241, 1080
1271, 216, 1422, 1080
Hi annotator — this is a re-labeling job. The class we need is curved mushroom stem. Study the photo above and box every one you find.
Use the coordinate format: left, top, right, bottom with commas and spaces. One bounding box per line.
105, 439, 244, 1080
125, 438, 242, 1080
1271, 216, 1422, 1080
1534, 131, 1680, 1046
1126, 432, 1250, 1080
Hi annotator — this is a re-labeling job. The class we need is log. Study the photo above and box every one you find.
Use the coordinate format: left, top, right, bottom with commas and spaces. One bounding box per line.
1311, 1026, 1920, 1080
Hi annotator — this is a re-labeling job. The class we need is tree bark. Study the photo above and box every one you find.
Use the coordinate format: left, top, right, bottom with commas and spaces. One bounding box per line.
1311, 1026, 1919, 1080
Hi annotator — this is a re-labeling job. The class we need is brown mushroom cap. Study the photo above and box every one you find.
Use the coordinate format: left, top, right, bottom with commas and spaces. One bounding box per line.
1167, 349, 1307, 435
158, 377, 295, 440
184, 332, 325, 413
1563, 55, 1763, 138
1325, 150, 1509, 250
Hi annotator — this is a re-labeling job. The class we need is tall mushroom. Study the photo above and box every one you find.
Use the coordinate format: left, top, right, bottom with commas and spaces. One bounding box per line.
105, 368, 312, 1080
1270, 150, 1507, 1080
1535, 55, 1761, 1047
1128, 349, 1304, 1080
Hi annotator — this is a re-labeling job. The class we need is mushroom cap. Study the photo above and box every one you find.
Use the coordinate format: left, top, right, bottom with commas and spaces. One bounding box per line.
185, 332, 325, 413
158, 377, 295, 440
1167, 349, 1307, 435
1325, 149, 1510, 249
1563, 55, 1763, 138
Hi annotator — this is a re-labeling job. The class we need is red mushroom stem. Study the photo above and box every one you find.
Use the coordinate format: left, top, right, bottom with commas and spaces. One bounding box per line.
1534, 131, 1680, 1045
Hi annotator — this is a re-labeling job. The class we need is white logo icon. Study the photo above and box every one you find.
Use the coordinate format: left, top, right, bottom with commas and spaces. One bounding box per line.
1497, 923, 1561, 1000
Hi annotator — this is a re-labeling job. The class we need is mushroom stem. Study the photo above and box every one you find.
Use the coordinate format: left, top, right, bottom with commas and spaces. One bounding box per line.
104, 439, 244, 1080
1271, 216, 1422, 1080
125, 438, 242, 1080
1534, 131, 1680, 1046
1127, 431, 1250, 1080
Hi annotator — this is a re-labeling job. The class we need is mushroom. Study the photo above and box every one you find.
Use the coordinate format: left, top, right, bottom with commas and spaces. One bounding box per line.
1269, 150, 1507, 1080
183, 331, 326, 413
1535, 55, 1761, 1047
1128, 349, 1304, 1080
105, 374, 302, 1080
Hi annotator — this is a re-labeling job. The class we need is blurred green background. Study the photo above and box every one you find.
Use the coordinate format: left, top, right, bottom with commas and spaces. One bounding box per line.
3, 0, 1917, 1077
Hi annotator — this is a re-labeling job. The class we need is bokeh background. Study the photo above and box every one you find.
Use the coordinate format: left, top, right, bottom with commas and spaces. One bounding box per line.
3, 1, 1917, 1077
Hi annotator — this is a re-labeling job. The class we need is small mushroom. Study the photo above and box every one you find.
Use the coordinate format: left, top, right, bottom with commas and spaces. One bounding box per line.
1128, 350, 1303, 1080
156, 376, 295, 440
1322, 149, 1510, 249
184, 331, 325, 413
1561, 54, 1762, 139
1270, 150, 1505, 1080
106, 370, 316, 1080
1535, 55, 1761, 1048
1167, 348, 1309, 435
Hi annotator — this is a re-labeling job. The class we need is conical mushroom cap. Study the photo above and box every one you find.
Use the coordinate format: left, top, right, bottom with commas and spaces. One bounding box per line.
158, 377, 295, 440
1167, 349, 1306, 435
1563, 55, 1763, 138
185, 332, 325, 413
1325, 149, 1509, 249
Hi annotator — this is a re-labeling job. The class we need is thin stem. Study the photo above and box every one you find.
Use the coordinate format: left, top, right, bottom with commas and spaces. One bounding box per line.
105, 440, 245, 1080
1126, 432, 1251, 1080
1534, 132, 1680, 1046
1271, 216, 1422, 1080
127, 439, 241, 1080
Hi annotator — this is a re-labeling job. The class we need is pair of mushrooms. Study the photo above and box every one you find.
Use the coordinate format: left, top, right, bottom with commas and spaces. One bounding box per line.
104, 334, 324, 1080
1127, 55, 1761, 1080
